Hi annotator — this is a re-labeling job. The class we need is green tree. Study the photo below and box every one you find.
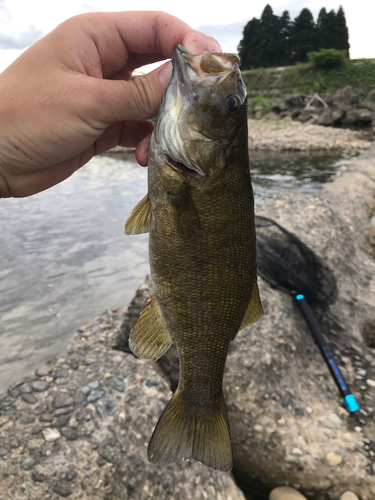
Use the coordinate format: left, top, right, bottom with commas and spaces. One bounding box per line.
258, 5, 282, 67
279, 10, 292, 65
336, 6, 350, 56
238, 17, 263, 69
289, 8, 318, 63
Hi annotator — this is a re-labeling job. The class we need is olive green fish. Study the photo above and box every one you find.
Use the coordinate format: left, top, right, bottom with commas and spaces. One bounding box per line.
125, 44, 263, 471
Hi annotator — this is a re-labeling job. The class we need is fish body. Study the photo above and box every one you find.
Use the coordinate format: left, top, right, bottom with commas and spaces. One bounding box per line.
125, 45, 262, 471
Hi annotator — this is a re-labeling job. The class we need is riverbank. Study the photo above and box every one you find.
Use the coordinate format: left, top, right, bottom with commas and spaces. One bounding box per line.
102, 118, 373, 160
248, 117, 372, 151
1, 146, 374, 499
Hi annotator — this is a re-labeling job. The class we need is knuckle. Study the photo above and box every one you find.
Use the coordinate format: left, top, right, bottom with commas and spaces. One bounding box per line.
131, 76, 157, 118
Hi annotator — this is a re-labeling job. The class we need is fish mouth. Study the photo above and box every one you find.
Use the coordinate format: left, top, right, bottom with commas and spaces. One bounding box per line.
165, 154, 205, 178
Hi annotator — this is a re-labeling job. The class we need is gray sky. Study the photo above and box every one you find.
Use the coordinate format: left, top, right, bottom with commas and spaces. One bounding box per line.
0, 0, 373, 72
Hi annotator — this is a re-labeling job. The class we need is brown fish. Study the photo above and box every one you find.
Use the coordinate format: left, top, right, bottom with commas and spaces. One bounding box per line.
125, 44, 263, 471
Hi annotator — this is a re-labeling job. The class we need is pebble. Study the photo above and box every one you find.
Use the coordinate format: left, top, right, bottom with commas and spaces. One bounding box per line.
55, 405, 74, 416
87, 390, 104, 403
340, 492, 360, 500
0, 448, 8, 457
42, 428, 61, 442
92, 325, 107, 334
23, 458, 37, 470
145, 379, 159, 388
21, 394, 37, 404
52, 483, 72, 498
65, 468, 77, 481
254, 424, 263, 432
39, 413, 54, 422
354, 426, 362, 433
366, 379, 375, 388
32, 381, 48, 392
292, 448, 303, 455
19, 383, 32, 394
61, 427, 78, 441
88, 381, 99, 390
355, 475, 362, 486
54, 370, 69, 379
0, 416, 10, 428
54, 394, 73, 408
270, 486, 308, 500
7, 379, 23, 392
55, 414, 71, 428
326, 451, 343, 466
109, 377, 125, 393
81, 386, 91, 396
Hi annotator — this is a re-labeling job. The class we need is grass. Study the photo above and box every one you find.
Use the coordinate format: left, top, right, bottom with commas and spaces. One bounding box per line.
242, 58, 375, 95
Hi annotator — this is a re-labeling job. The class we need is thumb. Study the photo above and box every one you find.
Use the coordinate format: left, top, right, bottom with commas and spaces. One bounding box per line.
97, 62, 173, 124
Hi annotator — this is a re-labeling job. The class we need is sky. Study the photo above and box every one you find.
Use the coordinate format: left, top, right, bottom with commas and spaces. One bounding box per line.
0, 0, 374, 73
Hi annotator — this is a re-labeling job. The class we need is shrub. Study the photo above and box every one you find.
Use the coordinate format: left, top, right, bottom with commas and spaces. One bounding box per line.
307, 49, 347, 70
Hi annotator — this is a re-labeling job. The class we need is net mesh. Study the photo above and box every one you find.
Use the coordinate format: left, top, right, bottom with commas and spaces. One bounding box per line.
255, 216, 337, 308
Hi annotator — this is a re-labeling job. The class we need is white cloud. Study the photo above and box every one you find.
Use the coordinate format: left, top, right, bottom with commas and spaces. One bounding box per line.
0, 25, 43, 49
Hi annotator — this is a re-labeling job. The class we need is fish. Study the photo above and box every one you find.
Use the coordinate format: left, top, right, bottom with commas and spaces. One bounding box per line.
124, 44, 263, 472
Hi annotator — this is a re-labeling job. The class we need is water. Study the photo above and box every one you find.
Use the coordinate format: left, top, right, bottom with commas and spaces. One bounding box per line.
0, 150, 353, 391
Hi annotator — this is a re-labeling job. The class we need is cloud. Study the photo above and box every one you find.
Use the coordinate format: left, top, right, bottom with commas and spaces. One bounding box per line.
0, 25, 43, 49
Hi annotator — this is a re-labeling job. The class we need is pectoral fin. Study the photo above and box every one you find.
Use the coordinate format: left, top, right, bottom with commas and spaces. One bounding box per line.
129, 294, 173, 360
234, 281, 263, 338
124, 193, 152, 235
168, 184, 201, 236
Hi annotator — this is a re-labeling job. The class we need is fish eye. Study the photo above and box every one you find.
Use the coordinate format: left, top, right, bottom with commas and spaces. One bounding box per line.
227, 95, 241, 113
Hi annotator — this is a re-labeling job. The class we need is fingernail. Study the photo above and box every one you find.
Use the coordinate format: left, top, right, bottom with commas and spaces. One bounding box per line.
158, 61, 172, 91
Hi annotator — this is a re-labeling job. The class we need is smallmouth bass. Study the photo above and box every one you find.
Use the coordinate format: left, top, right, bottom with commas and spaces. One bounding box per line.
125, 44, 263, 471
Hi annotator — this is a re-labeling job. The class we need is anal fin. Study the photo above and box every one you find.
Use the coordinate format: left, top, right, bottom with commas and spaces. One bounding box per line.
124, 193, 152, 235
129, 294, 173, 360
234, 280, 263, 338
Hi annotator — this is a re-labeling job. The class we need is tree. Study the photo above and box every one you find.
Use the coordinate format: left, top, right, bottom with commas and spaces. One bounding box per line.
279, 10, 292, 65
289, 8, 318, 63
258, 5, 282, 67
335, 6, 350, 57
238, 17, 264, 69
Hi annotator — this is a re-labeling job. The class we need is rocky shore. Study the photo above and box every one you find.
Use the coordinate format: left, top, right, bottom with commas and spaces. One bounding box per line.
1, 146, 375, 499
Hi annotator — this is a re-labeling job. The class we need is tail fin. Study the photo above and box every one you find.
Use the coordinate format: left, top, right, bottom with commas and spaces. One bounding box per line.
147, 389, 232, 471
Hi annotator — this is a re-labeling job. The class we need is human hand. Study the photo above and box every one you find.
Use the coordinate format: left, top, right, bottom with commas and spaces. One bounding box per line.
0, 11, 220, 197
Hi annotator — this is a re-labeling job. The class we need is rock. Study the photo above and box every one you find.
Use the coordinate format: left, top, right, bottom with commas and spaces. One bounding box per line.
65, 468, 77, 481
332, 109, 344, 123
297, 107, 323, 123
54, 393, 73, 408
342, 108, 373, 125
0, 448, 8, 457
88, 380, 99, 389
52, 483, 72, 498
317, 110, 333, 126
326, 451, 343, 466
366, 379, 375, 388
21, 393, 37, 404
340, 492, 360, 500
81, 385, 91, 395
42, 428, 61, 442
23, 458, 37, 470
368, 89, 375, 102
87, 390, 104, 402
270, 486, 308, 500
285, 94, 304, 108
108, 377, 125, 393
32, 380, 48, 392
19, 383, 32, 394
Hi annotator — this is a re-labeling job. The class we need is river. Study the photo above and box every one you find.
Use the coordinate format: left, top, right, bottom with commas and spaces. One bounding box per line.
0, 150, 354, 391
